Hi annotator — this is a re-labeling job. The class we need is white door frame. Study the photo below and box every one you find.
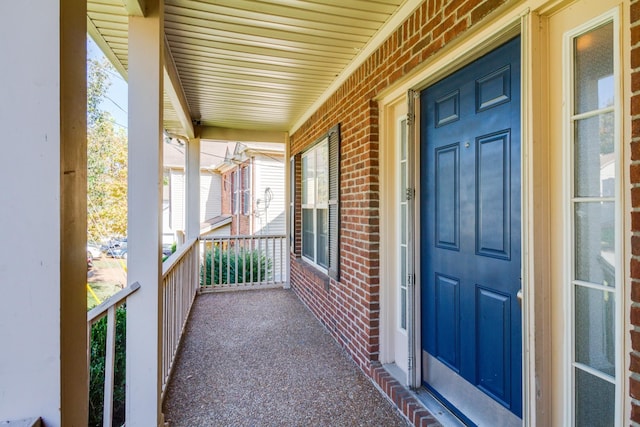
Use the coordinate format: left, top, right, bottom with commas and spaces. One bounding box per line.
377, 0, 631, 424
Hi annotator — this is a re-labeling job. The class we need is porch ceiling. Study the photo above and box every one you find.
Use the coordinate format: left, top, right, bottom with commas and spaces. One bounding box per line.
87, 0, 417, 137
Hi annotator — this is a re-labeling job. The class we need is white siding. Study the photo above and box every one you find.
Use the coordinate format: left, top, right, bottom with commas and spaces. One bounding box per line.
169, 169, 185, 232
253, 154, 285, 235
200, 171, 222, 222
202, 223, 232, 237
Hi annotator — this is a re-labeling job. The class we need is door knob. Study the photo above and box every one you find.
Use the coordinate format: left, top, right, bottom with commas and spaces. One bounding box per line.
517, 289, 523, 308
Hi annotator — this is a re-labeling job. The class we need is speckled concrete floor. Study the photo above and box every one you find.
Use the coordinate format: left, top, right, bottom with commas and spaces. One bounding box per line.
162, 288, 410, 427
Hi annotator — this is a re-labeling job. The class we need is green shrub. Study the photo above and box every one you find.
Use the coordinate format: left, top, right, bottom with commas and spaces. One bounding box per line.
89, 305, 126, 427
201, 246, 272, 286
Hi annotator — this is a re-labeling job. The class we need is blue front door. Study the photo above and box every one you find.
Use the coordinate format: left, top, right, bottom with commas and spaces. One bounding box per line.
420, 37, 522, 422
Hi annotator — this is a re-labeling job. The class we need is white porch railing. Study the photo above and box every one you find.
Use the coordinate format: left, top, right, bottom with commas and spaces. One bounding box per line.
87, 281, 141, 427
161, 237, 199, 397
199, 234, 287, 292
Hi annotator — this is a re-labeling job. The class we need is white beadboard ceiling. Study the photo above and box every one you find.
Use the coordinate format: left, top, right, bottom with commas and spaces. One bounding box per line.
88, 0, 415, 136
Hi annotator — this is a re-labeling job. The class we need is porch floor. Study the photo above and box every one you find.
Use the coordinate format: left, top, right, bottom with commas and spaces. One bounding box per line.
162, 288, 410, 426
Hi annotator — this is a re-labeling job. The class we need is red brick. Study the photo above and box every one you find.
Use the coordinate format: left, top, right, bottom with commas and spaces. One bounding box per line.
413, 409, 431, 425
633, 188, 640, 208
470, 0, 505, 25
632, 305, 640, 326
633, 46, 640, 69
634, 258, 640, 280
632, 401, 640, 423
633, 212, 640, 232
633, 25, 640, 46
632, 141, 640, 161
419, 415, 437, 427
634, 73, 640, 95
444, 18, 469, 45
632, 330, 640, 351
457, 0, 482, 18
632, 164, 640, 185
633, 280, 640, 301
631, 377, 640, 400
633, 95, 640, 116
633, 1, 640, 23
631, 352, 640, 373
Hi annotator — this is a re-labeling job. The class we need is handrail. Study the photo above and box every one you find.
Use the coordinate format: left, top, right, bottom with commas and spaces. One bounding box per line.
87, 281, 141, 324
200, 233, 285, 239
162, 237, 198, 279
161, 238, 199, 398
87, 281, 141, 427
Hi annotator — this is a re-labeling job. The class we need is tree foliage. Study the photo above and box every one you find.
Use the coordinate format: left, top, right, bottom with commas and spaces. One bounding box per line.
87, 58, 127, 241
89, 305, 126, 426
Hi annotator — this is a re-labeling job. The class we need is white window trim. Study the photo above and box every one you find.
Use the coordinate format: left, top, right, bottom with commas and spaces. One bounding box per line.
242, 164, 251, 216
301, 137, 329, 273
562, 8, 623, 426
232, 169, 239, 215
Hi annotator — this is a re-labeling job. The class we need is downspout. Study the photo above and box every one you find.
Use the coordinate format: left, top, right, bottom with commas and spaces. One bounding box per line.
406, 89, 418, 388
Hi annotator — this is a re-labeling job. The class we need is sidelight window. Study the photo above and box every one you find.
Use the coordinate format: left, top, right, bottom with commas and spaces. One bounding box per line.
566, 14, 620, 426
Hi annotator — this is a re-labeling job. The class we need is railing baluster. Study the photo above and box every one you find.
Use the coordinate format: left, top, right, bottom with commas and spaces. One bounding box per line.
161, 238, 199, 399
198, 234, 287, 292
102, 305, 116, 427
87, 282, 140, 427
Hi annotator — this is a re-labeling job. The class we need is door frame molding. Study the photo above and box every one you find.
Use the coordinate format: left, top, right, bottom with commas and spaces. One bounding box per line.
543, 2, 629, 425
377, 0, 631, 425
379, 6, 534, 420
379, 95, 409, 375
378, 3, 538, 425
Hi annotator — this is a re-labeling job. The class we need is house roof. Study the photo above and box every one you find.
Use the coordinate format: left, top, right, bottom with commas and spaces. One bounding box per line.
214, 141, 285, 172
200, 214, 233, 235
87, 0, 421, 137
163, 139, 235, 170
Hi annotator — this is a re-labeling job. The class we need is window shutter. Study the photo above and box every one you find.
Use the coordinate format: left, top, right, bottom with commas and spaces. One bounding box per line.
289, 156, 295, 253
328, 124, 341, 281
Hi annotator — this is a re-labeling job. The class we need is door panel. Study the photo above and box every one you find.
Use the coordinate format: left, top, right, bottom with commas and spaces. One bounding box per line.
476, 131, 510, 259
421, 36, 522, 424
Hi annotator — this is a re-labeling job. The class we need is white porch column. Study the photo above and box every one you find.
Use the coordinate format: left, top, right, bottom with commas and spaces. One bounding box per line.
186, 138, 201, 240
126, 1, 164, 425
0, 1, 87, 425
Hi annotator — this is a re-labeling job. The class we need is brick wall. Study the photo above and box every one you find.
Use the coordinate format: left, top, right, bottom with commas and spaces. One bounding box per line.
631, 0, 640, 423
289, 0, 509, 375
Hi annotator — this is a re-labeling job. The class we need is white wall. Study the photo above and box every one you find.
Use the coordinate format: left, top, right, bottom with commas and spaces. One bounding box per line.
169, 169, 222, 233
169, 169, 185, 231
253, 154, 285, 235
202, 223, 232, 237
200, 171, 222, 222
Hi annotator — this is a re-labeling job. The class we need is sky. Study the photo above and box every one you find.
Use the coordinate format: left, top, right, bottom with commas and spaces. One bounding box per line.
87, 37, 129, 130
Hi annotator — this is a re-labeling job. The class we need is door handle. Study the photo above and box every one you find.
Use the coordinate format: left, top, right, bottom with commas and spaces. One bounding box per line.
517, 289, 523, 308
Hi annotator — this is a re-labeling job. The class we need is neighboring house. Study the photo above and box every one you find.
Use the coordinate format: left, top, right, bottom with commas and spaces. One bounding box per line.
216, 142, 285, 236
163, 139, 233, 240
